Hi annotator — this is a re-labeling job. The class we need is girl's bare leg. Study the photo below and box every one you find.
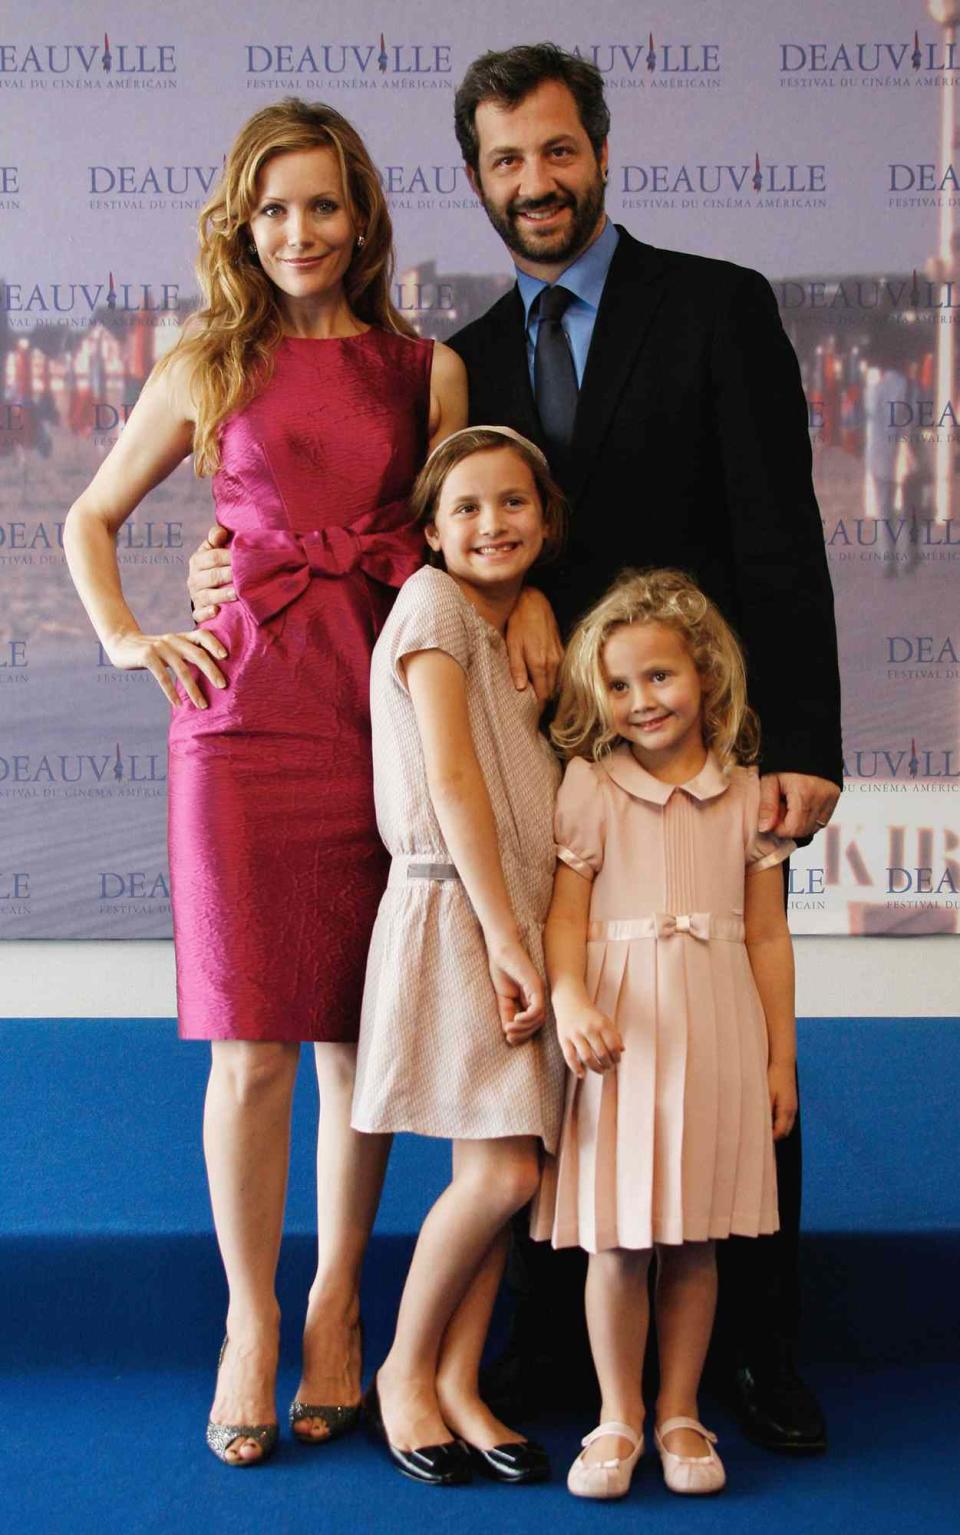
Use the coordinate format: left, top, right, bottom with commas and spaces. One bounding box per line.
377, 1136, 540, 1451
434, 1226, 527, 1449
293, 1042, 392, 1440
204, 1039, 300, 1463
579, 1247, 652, 1466
655, 1240, 718, 1457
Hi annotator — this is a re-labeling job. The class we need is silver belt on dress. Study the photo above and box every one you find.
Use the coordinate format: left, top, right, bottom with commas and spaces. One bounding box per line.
406, 862, 460, 881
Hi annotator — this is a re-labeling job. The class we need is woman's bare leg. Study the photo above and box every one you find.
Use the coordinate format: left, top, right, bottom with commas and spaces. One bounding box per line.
377, 1137, 540, 1451
655, 1240, 718, 1457
204, 1039, 300, 1462
292, 1042, 391, 1440
578, 1247, 652, 1466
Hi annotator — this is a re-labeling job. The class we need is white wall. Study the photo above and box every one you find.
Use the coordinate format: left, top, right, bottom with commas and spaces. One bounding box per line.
1, 938, 955, 1019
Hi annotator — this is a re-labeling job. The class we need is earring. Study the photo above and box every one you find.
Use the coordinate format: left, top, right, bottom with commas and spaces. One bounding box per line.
355, 233, 366, 249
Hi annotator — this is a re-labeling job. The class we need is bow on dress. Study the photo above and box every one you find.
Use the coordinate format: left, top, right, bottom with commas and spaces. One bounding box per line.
231, 499, 424, 624
588, 912, 744, 943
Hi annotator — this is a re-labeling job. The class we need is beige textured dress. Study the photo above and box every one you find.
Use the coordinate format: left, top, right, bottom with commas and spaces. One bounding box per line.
530, 746, 794, 1252
351, 566, 565, 1149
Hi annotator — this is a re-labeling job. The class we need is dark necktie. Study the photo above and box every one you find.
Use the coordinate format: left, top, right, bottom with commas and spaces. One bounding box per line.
534, 285, 578, 459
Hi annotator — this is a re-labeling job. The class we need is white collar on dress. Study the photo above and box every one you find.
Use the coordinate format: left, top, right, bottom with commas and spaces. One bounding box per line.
598, 742, 731, 806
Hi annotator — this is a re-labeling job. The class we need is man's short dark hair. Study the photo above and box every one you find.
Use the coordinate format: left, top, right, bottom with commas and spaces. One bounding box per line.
454, 43, 610, 174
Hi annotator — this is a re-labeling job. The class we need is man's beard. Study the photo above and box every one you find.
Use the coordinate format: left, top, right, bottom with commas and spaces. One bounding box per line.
477, 169, 606, 268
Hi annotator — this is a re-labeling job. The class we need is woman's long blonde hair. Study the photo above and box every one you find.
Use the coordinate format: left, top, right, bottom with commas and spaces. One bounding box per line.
159, 97, 416, 475
551, 567, 760, 771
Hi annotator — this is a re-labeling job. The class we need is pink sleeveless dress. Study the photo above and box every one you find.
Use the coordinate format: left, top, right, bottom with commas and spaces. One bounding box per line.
168, 330, 433, 1041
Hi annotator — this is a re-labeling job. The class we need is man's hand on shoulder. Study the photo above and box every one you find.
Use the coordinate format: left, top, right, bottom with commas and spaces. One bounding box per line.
759, 772, 841, 841
189, 524, 235, 622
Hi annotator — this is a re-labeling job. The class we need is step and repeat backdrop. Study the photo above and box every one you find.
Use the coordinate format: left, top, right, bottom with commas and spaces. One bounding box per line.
1, 0, 958, 938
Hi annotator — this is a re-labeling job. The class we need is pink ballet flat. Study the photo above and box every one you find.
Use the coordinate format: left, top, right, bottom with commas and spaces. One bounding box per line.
567, 1420, 644, 1499
654, 1416, 726, 1494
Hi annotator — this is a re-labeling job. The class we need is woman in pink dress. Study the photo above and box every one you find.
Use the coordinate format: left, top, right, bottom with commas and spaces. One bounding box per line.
64, 99, 466, 1465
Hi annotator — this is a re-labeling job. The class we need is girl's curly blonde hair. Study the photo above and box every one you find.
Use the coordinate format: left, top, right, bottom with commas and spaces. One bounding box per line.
551, 567, 760, 771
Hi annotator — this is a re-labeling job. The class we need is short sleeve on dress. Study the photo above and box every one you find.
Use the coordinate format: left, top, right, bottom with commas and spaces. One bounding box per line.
388, 567, 472, 692
742, 766, 796, 873
555, 757, 606, 880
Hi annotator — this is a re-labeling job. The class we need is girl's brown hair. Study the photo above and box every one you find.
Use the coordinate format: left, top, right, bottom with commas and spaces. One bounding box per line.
158, 97, 415, 476
551, 567, 760, 770
410, 426, 567, 566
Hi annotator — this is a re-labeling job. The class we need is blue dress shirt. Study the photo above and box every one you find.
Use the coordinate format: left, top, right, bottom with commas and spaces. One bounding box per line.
516, 219, 620, 389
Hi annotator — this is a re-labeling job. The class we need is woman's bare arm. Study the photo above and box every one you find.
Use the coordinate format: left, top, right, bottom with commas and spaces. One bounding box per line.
63, 355, 227, 708
427, 341, 468, 450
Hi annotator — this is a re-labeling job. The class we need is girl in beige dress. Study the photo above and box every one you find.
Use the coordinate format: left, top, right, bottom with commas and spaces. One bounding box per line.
352, 428, 565, 1485
532, 568, 797, 1501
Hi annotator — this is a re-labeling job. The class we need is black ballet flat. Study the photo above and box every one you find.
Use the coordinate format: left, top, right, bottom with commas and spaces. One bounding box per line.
466, 1438, 551, 1484
363, 1375, 473, 1486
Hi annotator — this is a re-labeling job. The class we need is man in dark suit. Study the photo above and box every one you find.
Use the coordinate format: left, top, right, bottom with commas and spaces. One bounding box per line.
187, 42, 840, 1455
445, 43, 840, 1456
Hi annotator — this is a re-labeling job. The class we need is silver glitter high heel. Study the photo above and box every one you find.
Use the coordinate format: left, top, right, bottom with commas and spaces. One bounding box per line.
288, 1318, 363, 1445
206, 1336, 279, 1467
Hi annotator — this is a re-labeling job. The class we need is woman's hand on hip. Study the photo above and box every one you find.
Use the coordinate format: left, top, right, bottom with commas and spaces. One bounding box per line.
109, 628, 228, 710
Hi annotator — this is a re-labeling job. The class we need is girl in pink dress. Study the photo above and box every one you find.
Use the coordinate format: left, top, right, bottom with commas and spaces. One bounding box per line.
356, 427, 566, 1486
531, 568, 797, 1500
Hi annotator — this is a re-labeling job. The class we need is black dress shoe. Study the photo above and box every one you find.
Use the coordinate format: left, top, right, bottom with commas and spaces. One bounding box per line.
732, 1346, 827, 1454
481, 1343, 598, 1420
466, 1439, 550, 1484
363, 1376, 473, 1485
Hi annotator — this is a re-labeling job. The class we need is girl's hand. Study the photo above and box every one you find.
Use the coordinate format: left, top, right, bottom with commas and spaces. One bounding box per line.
109, 629, 228, 710
768, 1061, 798, 1140
557, 1005, 624, 1078
488, 937, 545, 1046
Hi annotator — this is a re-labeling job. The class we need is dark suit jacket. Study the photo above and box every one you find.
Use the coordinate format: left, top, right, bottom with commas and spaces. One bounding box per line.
448, 228, 843, 787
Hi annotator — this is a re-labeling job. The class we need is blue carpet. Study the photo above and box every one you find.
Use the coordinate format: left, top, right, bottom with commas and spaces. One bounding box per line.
4, 1016, 960, 1236
3, 1017, 959, 1531
2, 1365, 957, 1535
3, 1015, 958, 1364
1, 1017, 451, 1237
1, 1231, 957, 1371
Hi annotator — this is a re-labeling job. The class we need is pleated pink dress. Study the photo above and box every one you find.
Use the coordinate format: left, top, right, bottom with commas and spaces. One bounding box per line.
530, 746, 794, 1252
